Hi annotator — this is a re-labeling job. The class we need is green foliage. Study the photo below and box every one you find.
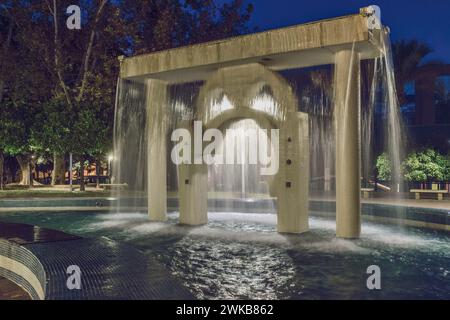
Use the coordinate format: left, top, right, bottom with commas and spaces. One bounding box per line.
375, 153, 392, 181
0, 0, 254, 171
402, 149, 450, 182
0, 98, 38, 156
30, 97, 72, 156
30, 97, 110, 159
71, 103, 109, 158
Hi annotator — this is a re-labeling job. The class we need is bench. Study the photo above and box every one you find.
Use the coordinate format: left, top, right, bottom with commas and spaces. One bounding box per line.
99, 183, 128, 190
410, 189, 447, 200
361, 188, 375, 199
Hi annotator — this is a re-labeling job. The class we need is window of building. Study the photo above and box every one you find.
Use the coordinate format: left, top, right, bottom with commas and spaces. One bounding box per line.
435, 75, 450, 124
404, 81, 415, 96
401, 103, 416, 125
400, 81, 416, 125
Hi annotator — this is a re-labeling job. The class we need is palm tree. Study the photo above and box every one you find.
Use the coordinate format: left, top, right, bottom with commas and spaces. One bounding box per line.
392, 40, 433, 105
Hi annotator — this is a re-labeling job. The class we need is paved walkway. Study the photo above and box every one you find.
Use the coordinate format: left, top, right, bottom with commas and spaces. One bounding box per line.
312, 196, 450, 210
0, 222, 194, 300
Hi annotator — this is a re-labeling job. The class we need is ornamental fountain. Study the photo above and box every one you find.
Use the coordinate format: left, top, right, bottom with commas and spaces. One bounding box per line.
115, 5, 393, 239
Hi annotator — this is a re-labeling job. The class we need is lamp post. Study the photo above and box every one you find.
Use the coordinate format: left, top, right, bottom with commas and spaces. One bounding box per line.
69, 153, 73, 192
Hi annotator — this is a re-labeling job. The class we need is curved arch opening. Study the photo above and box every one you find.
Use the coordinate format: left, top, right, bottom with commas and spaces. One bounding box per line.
207, 118, 276, 207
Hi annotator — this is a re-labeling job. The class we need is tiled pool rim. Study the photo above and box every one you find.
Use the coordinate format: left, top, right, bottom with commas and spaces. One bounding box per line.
0, 197, 448, 232
0, 222, 194, 300
0, 239, 46, 299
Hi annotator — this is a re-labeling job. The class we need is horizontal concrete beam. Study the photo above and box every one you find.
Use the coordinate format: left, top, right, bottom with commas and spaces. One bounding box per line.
120, 12, 383, 83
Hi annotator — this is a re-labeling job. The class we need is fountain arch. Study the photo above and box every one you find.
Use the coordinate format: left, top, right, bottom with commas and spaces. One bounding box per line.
175, 64, 309, 233
120, 6, 385, 238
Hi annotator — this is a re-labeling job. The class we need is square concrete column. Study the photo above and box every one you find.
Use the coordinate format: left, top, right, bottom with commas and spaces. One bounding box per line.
178, 163, 208, 225
147, 79, 168, 221
334, 49, 361, 238
277, 112, 309, 234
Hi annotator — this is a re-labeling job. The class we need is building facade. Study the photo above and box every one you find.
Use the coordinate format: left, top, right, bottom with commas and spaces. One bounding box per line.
401, 64, 450, 151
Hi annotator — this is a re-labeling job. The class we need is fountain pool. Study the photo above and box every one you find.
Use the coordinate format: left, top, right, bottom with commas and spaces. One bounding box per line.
0, 211, 448, 299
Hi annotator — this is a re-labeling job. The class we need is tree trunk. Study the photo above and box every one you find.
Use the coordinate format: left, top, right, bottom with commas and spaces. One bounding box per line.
16, 155, 32, 187
80, 157, 86, 192
0, 152, 4, 190
51, 153, 66, 185
76, 0, 108, 102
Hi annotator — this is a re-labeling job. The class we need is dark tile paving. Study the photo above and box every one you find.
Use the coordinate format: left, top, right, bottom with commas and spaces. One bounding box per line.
0, 222, 194, 300
0, 276, 31, 300
0, 222, 81, 245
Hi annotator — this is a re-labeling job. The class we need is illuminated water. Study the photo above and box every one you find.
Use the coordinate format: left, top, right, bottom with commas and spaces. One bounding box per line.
0, 211, 448, 299
95, 28, 444, 300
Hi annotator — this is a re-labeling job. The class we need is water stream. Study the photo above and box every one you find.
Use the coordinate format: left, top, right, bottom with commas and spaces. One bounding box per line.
93, 29, 450, 299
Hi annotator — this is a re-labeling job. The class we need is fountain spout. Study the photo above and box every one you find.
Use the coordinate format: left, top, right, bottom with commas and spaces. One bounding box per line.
360, 5, 382, 31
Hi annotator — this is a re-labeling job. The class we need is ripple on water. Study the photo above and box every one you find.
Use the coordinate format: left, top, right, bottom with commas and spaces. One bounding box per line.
0, 210, 448, 299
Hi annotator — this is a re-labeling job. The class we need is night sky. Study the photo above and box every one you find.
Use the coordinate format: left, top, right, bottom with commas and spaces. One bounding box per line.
243, 0, 450, 63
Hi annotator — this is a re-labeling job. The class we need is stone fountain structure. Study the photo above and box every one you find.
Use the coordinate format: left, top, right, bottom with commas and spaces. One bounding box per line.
118, 6, 385, 238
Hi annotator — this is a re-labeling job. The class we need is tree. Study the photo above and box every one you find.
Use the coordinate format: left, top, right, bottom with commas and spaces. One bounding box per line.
0, 0, 125, 185
0, 3, 14, 104
69, 103, 110, 191
445, 153, 450, 181
30, 97, 73, 184
0, 3, 19, 188
0, 98, 40, 186
125, 0, 254, 55
375, 153, 392, 181
392, 40, 433, 105
2, 0, 255, 188
402, 149, 450, 182
0, 1, 54, 186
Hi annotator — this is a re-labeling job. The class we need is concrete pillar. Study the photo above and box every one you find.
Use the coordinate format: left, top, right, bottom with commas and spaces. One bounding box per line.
334, 49, 361, 238
147, 79, 168, 221
177, 121, 208, 226
277, 112, 309, 234
178, 163, 208, 225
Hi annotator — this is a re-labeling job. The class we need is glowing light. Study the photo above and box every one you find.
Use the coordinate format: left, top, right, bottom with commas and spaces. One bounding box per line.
250, 94, 279, 119
209, 95, 233, 120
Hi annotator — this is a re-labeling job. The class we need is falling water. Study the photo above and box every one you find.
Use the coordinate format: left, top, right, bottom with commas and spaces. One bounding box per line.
112, 30, 405, 219
166, 82, 201, 194
207, 119, 274, 198
282, 67, 335, 194
361, 29, 405, 193
281, 33, 404, 201
380, 30, 405, 191
361, 59, 378, 187
112, 79, 148, 211
302, 69, 335, 194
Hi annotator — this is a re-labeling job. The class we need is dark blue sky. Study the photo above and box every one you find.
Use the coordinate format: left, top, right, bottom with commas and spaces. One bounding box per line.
242, 0, 450, 63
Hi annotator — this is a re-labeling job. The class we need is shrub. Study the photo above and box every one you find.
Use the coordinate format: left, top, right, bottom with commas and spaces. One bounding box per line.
375, 153, 392, 181
402, 149, 450, 182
